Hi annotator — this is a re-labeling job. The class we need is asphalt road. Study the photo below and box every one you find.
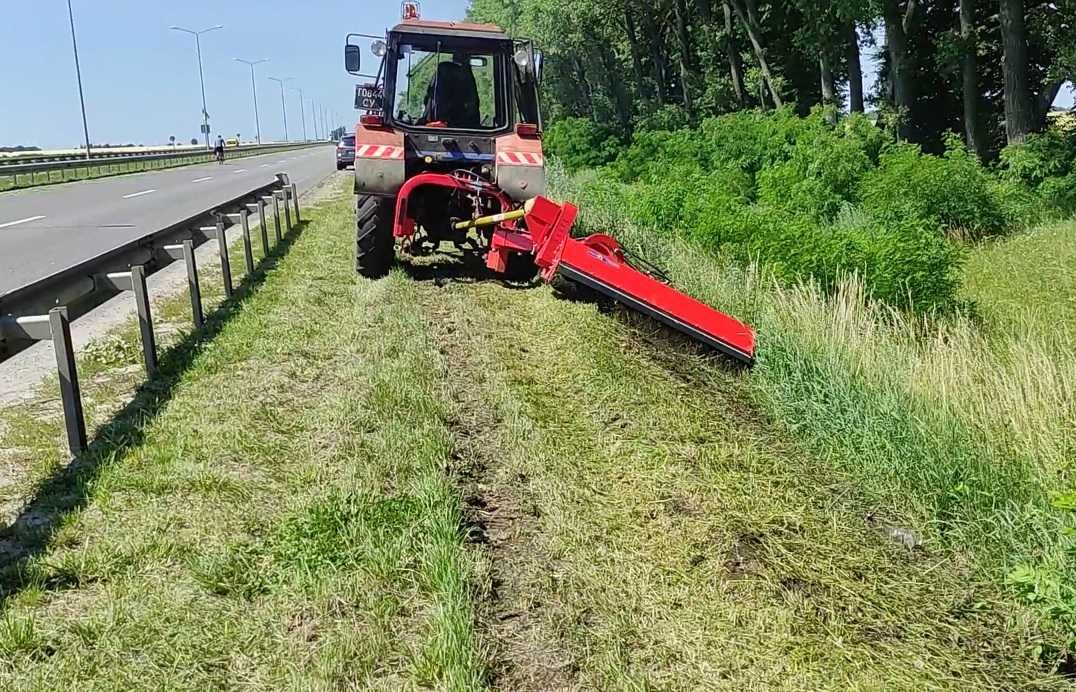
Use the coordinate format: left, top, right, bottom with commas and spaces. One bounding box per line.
0, 145, 336, 296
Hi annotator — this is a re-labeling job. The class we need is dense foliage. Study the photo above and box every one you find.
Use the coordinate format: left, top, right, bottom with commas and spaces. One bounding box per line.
553, 108, 1073, 311
470, 0, 1074, 156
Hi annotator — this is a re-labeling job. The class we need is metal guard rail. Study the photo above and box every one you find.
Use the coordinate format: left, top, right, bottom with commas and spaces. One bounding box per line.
0, 172, 303, 456
0, 141, 326, 175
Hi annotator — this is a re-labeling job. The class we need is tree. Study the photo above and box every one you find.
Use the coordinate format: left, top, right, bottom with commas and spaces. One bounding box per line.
190, 137, 198, 145
999, 0, 1035, 143
959, 0, 987, 157
880, 0, 920, 138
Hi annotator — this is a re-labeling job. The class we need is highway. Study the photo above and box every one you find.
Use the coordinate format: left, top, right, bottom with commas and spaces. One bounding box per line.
0, 145, 336, 296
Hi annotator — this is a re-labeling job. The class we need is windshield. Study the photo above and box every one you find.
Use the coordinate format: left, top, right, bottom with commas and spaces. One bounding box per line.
391, 44, 503, 130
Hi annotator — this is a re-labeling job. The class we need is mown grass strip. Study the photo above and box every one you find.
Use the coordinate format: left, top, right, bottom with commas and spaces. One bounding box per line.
553, 164, 1076, 664
404, 249, 1056, 688
0, 185, 482, 688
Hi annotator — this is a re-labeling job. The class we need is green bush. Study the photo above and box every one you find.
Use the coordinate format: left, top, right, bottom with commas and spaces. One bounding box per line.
756, 131, 873, 222
859, 140, 1009, 240
556, 109, 1075, 312
608, 129, 706, 183
999, 128, 1076, 214
544, 117, 623, 172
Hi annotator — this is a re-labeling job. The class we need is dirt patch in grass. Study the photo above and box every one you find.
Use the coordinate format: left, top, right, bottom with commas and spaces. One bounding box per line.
422, 292, 579, 691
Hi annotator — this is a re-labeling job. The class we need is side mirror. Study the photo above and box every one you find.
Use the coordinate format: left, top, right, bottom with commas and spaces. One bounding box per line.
345, 44, 361, 74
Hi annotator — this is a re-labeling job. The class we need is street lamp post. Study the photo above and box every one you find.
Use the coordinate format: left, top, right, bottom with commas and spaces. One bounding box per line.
235, 58, 268, 145
268, 77, 292, 142
66, 0, 92, 159
170, 24, 222, 149
292, 87, 308, 141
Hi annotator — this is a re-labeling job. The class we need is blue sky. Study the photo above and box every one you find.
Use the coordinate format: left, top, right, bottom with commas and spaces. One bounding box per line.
1, 1, 1070, 150
0, 0, 470, 149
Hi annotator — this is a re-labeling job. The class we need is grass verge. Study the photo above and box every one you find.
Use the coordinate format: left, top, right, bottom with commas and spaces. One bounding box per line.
554, 164, 1076, 667
0, 176, 1071, 688
0, 181, 482, 688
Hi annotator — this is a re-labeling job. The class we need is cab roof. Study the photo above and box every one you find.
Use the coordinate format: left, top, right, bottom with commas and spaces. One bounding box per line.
391, 19, 509, 41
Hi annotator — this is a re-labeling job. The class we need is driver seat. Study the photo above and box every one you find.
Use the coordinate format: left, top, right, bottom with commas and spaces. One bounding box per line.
423, 61, 481, 128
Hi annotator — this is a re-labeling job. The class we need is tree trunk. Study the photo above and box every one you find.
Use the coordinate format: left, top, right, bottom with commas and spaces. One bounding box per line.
597, 41, 634, 133
959, 0, 987, 158
723, 2, 747, 106
999, 0, 1034, 143
573, 56, 596, 119
820, 53, 838, 123
846, 23, 865, 113
882, 0, 916, 138
624, 6, 652, 103
729, 0, 784, 107
640, 12, 669, 105
673, 0, 695, 113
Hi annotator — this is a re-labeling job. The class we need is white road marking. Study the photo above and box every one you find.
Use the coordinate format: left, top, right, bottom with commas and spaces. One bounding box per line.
260, 164, 271, 168
122, 189, 156, 199
192, 176, 214, 183
234, 169, 247, 174
0, 215, 46, 229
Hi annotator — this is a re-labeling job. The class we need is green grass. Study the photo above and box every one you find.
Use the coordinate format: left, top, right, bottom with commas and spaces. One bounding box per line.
0, 184, 482, 688
0, 177, 1072, 688
0, 144, 320, 192
553, 164, 1076, 669
964, 218, 1076, 337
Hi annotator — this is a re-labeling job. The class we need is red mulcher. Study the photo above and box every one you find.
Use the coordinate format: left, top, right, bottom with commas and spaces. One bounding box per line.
344, 3, 755, 365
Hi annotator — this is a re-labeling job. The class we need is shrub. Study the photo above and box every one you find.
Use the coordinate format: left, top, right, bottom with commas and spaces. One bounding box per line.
608, 129, 706, 183
756, 131, 873, 222
859, 140, 1009, 240
999, 128, 1076, 214
634, 104, 691, 133
544, 117, 623, 172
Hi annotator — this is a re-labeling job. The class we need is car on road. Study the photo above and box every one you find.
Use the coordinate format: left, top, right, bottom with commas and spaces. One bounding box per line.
336, 134, 355, 170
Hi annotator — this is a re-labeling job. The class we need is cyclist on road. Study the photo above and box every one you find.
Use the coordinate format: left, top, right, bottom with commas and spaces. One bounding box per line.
214, 134, 225, 164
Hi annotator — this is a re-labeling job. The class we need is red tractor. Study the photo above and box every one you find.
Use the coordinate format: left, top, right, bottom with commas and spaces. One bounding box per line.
344, 7, 756, 365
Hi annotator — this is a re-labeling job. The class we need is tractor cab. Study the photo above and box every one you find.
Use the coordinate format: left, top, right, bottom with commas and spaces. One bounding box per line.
345, 9, 543, 201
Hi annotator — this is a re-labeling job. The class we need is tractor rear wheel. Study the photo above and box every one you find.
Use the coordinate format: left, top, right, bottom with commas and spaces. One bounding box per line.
355, 195, 395, 278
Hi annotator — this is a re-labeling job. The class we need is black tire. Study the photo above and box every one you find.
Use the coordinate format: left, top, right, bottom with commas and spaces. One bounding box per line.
336, 163, 344, 170
355, 195, 395, 278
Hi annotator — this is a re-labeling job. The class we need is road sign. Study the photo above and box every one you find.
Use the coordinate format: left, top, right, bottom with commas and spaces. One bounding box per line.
200, 123, 211, 134
355, 83, 384, 114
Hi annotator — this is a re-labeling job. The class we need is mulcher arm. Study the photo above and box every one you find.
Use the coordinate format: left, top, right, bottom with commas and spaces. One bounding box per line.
520, 197, 757, 366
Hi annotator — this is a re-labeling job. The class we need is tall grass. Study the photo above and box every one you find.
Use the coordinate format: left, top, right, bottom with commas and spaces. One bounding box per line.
550, 164, 1076, 651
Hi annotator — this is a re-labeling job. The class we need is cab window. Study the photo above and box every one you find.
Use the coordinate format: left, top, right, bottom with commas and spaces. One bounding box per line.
392, 45, 503, 130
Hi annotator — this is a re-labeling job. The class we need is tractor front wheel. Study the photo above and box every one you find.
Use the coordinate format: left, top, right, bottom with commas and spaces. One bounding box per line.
355, 195, 395, 278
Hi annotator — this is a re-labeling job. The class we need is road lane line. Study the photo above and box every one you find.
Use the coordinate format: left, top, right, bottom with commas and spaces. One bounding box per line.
0, 215, 46, 229
260, 164, 270, 168
122, 189, 156, 199
192, 176, 214, 183
234, 169, 247, 174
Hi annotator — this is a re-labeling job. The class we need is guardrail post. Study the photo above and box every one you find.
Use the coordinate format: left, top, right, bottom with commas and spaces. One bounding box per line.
270, 194, 282, 242
281, 190, 292, 232
49, 307, 88, 455
0, 311, 87, 455
131, 265, 158, 375
168, 239, 205, 329
239, 210, 255, 275
290, 183, 300, 224
215, 214, 233, 299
